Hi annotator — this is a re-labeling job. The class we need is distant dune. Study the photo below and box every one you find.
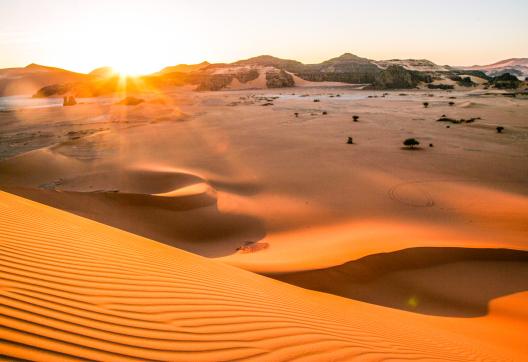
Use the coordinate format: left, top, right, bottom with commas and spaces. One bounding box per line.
0, 63, 88, 97
457, 58, 528, 79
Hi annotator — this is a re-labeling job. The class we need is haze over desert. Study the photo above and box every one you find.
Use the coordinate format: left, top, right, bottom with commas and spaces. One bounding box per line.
1, 0, 528, 361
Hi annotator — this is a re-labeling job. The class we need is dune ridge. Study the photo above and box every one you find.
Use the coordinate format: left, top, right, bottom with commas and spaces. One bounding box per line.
0, 190, 518, 361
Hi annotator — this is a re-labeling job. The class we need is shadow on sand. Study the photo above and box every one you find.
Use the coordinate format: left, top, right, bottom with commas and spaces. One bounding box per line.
270, 247, 528, 317
3, 186, 266, 258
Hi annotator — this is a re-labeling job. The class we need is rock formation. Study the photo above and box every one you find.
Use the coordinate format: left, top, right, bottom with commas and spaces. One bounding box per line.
266, 70, 294, 88
373, 65, 425, 89
63, 95, 77, 106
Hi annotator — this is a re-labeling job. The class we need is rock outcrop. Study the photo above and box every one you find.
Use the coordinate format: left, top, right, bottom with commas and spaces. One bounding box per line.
266, 70, 294, 88
195, 74, 233, 91
373, 65, 427, 89
194, 68, 260, 91
33, 83, 73, 98
490, 73, 521, 89
63, 96, 77, 106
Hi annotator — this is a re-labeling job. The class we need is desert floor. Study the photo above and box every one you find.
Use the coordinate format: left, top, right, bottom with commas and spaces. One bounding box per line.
1, 87, 527, 360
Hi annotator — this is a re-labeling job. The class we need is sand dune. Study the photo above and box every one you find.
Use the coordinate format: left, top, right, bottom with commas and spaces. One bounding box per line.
0, 190, 524, 361
271, 247, 528, 317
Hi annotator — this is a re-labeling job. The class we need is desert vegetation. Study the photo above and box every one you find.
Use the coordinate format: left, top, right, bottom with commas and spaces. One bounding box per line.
403, 138, 420, 149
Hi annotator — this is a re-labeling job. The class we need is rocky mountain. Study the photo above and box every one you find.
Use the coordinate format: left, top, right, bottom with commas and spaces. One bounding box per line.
234, 55, 304, 72
10, 54, 526, 97
0, 63, 88, 96
157, 61, 210, 75
230, 53, 409, 86
457, 58, 528, 79
373, 65, 431, 89
297, 53, 381, 84
375, 59, 449, 72
21, 54, 437, 95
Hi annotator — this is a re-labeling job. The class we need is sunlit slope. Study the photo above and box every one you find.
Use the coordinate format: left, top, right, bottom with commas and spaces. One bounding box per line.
0, 191, 513, 361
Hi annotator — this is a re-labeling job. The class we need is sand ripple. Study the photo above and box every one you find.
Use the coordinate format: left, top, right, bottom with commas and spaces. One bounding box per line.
0, 191, 512, 361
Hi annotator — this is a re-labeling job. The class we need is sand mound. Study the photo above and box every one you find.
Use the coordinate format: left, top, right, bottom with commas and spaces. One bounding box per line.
459, 101, 480, 108
52, 169, 205, 195
388, 182, 434, 207
0, 191, 519, 361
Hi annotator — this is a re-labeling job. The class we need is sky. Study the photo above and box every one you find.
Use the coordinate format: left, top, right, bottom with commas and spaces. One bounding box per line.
0, 0, 527, 74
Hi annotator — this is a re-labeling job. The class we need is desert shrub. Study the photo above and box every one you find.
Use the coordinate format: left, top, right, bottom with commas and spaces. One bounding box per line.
427, 84, 454, 90
423, 102, 429, 108
496, 126, 504, 133
403, 138, 420, 149
353, 115, 359, 122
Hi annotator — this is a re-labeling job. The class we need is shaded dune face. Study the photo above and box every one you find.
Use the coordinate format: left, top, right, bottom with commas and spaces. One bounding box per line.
4, 168, 266, 257
0, 192, 513, 361
270, 247, 528, 317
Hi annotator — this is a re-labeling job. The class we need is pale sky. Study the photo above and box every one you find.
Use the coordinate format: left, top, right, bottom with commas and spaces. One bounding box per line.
1, 0, 527, 74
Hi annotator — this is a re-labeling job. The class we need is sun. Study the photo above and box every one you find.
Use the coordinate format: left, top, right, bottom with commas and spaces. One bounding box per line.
108, 52, 157, 77
113, 63, 143, 77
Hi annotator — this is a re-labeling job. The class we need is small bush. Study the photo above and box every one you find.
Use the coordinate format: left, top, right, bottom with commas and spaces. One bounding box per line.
427, 84, 454, 90
423, 102, 429, 108
403, 138, 420, 149
496, 126, 504, 133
